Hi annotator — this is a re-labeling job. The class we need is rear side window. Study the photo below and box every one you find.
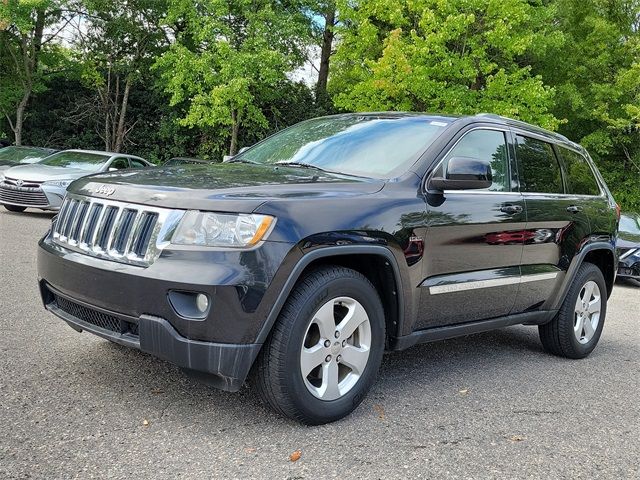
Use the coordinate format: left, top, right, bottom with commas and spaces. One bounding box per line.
557, 147, 600, 196
437, 129, 510, 191
515, 135, 563, 194
130, 159, 147, 168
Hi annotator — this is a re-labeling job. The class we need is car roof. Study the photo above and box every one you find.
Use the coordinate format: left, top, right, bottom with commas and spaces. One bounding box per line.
59, 149, 146, 160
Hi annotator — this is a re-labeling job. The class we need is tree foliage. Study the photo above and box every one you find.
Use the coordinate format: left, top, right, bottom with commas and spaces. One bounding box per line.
154, 0, 312, 155
330, 0, 562, 129
0, 0, 638, 208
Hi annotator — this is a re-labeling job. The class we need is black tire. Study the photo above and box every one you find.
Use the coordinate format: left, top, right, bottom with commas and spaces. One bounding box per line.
254, 266, 385, 425
539, 262, 607, 359
3, 204, 26, 212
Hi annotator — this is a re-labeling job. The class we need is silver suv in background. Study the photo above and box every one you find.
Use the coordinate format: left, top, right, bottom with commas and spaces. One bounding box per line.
0, 150, 153, 212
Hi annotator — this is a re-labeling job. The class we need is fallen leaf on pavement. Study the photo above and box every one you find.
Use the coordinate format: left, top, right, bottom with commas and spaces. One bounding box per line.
509, 435, 525, 442
373, 404, 385, 420
142, 419, 150, 427
244, 447, 256, 454
289, 450, 302, 462
459, 389, 469, 395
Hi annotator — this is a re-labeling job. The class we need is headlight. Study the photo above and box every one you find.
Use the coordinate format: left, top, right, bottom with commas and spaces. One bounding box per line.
172, 211, 275, 248
43, 179, 73, 188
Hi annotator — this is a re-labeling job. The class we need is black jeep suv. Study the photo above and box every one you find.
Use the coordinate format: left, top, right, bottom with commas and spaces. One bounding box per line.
37, 113, 619, 424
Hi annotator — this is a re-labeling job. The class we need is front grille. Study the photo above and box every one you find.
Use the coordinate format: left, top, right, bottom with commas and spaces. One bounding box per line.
53, 194, 182, 267
0, 182, 49, 206
53, 293, 138, 336
3, 176, 43, 188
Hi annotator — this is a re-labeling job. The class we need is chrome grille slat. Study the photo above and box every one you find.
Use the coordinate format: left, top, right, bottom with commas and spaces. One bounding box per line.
52, 194, 182, 267
62, 200, 80, 239
71, 201, 90, 243
80, 203, 102, 246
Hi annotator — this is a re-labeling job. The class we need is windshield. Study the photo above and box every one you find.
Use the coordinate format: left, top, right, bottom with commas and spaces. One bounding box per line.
234, 115, 450, 178
620, 215, 640, 234
0, 146, 49, 163
40, 151, 110, 171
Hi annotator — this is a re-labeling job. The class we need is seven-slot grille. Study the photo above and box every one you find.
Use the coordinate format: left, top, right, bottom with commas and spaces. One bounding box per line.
0, 177, 48, 206
53, 195, 171, 266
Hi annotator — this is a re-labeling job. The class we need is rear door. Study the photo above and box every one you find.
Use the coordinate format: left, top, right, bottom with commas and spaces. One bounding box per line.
511, 133, 591, 313
417, 126, 525, 329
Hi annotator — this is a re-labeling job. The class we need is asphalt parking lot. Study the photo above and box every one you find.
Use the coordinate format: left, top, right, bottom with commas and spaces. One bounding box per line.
0, 209, 638, 479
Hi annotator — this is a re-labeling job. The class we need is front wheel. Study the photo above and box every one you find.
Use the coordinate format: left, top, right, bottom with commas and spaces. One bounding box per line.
254, 266, 385, 425
3, 204, 26, 212
539, 262, 607, 359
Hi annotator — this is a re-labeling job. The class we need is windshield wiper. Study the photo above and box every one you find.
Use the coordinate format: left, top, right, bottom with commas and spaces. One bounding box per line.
225, 158, 259, 164
275, 161, 342, 174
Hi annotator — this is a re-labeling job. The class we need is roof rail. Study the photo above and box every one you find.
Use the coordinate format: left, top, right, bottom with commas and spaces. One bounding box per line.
474, 113, 570, 142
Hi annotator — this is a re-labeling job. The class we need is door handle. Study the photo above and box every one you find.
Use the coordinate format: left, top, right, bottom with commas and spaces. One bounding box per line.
566, 205, 583, 213
500, 204, 523, 215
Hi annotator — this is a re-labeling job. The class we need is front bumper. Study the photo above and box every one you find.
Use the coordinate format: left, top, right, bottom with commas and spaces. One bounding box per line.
38, 229, 297, 389
41, 283, 260, 391
617, 261, 640, 279
617, 248, 640, 280
0, 182, 64, 210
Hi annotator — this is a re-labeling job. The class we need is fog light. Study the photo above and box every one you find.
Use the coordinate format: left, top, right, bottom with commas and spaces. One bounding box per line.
196, 293, 209, 313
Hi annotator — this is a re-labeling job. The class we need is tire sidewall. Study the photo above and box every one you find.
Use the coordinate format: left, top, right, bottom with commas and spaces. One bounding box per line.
283, 274, 385, 424
563, 265, 607, 356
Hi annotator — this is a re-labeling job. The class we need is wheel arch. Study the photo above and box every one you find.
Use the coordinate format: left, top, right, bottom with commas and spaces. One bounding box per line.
255, 245, 405, 347
550, 242, 616, 311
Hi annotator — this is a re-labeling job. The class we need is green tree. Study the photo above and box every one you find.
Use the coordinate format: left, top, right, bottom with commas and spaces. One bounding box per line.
329, 0, 562, 129
0, 0, 67, 145
71, 0, 169, 152
155, 0, 312, 156
537, 0, 640, 210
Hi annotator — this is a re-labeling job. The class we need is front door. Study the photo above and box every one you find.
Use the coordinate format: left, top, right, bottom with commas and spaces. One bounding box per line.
416, 127, 525, 329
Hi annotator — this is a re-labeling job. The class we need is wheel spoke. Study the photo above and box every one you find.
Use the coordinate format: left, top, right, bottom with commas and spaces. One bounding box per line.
574, 314, 585, 337
300, 344, 326, 376
320, 360, 340, 400
582, 282, 595, 302
583, 316, 596, 339
587, 298, 601, 314
341, 344, 369, 375
336, 301, 368, 340
313, 301, 336, 339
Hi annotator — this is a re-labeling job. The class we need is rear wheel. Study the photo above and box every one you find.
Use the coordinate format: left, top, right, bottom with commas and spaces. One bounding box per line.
254, 266, 385, 425
3, 204, 26, 212
539, 262, 607, 359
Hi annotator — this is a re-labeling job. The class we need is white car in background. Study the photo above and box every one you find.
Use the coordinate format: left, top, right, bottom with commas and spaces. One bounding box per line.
0, 149, 153, 212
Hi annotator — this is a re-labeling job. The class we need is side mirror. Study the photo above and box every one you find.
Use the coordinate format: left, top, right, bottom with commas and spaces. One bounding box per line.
238, 146, 249, 154
429, 156, 492, 191
108, 167, 118, 172
222, 155, 233, 162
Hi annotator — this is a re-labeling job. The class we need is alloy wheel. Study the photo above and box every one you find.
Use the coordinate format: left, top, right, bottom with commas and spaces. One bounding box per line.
300, 296, 372, 401
573, 280, 601, 344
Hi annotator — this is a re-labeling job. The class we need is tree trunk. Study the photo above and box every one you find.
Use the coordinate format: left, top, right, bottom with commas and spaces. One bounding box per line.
13, 93, 30, 146
230, 109, 240, 156
11, 9, 46, 146
315, 6, 336, 103
114, 76, 132, 153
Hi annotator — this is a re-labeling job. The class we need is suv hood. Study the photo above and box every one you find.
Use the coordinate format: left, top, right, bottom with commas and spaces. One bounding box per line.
70, 163, 385, 212
4, 164, 97, 182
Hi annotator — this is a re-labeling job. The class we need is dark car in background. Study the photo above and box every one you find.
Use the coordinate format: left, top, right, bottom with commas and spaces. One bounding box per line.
616, 213, 640, 282
163, 157, 214, 167
37, 113, 618, 424
0, 146, 58, 173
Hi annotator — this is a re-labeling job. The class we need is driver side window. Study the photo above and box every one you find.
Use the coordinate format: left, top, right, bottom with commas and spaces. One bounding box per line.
109, 158, 130, 170
435, 129, 509, 192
